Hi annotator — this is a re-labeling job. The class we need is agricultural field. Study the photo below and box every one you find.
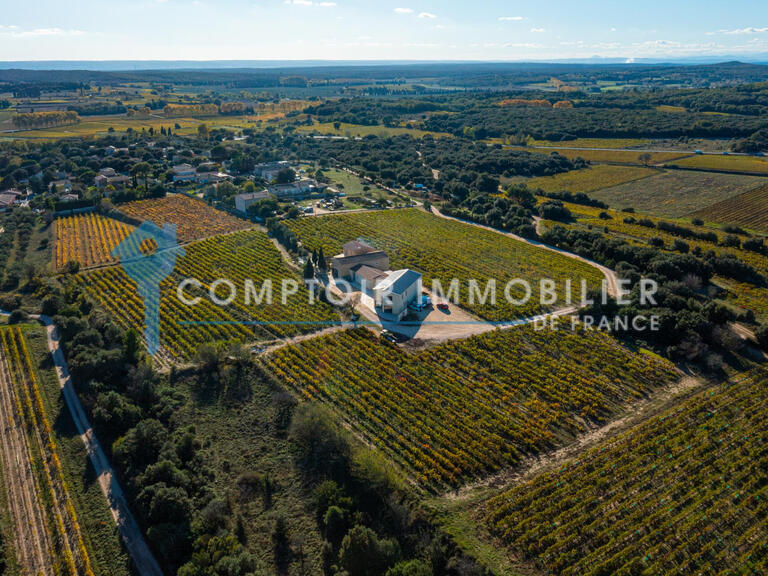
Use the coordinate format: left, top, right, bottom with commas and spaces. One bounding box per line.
527, 137, 652, 149
526, 165, 657, 194
78, 229, 338, 359
296, 121, 450, 139
543, 198, 768, 319
508, 146, 692, 166
262, 326, 678, 488
53, 213, 134, 269
691, 183, 768, 232
2, 101, 312, 140
117, 194, 252, 242
0, 326, 129, 576
585, 170, 766, 217
484, 369, 768, 576
287, 209, 604, 321
670, 153, 768, 174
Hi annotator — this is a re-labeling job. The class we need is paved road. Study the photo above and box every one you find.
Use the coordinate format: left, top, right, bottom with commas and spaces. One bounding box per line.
36, 315, 165, 576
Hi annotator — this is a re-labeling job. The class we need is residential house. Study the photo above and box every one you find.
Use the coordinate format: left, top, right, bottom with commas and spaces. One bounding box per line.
0, 193, 17, 212
48, 179, 72, 193
196, 172, 231, 185
331, 240, 389, 279
373, 269, 423, 320
267, 178, 327, 200
235, 190, 272, 213
94, 167, 132, 189
254, 161, 290, 182
173, 164, 197, 182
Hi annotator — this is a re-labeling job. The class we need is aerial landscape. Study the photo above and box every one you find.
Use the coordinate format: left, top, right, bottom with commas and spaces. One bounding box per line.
1, 1, 768, 575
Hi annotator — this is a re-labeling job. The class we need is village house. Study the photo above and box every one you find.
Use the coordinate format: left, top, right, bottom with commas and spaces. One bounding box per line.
172, 163, 197, 182
48, 179, 73, 193
254, 161, 290, 182
234, 190, 272, 213
94, 167, 132, 188
267, 178, 327, 200
196, 171, 231, 185
0, 193, 17, 212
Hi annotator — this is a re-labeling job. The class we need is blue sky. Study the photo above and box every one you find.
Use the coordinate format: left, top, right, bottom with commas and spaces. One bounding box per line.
1, 0, 767, 61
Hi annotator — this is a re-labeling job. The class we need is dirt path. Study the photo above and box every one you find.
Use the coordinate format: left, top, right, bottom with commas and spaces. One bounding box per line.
0, 345, 53, 576
260, 325, 348, 355
38, 316, 165, 576
431, 206, 620, 298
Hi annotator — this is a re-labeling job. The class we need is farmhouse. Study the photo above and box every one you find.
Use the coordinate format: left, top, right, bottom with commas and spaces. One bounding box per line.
332, 241, 422, 320
374, 269, 423, 319
268, 178, 328, 199
331, 240, 389, 279
235, 190, 272, 213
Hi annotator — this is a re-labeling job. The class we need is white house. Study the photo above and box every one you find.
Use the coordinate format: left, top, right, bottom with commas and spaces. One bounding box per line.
235, 190, 272, 213
374, 269, 422, 320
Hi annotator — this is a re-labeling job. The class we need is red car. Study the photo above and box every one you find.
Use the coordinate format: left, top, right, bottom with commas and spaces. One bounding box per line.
437, 302, 450, 311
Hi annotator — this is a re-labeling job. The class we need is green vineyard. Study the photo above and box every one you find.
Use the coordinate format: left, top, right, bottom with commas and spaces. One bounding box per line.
78, 229, 338, 359
485, 369, 768, 576
262, 326, 677, 488
287, 209, 604, 321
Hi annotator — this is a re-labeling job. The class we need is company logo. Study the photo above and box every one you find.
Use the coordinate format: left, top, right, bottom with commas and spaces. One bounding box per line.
112, 221, 185, 355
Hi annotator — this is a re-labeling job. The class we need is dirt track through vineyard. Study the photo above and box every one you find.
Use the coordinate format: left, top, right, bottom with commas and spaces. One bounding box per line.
0, 345, 53, 576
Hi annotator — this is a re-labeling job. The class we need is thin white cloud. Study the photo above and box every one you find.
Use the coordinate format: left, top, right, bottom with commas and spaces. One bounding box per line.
531, 27, 545, 33
6, 28, 86, 37
284, 0, 336, 6
503, 42, 539, 48
418, 12, 437, 19
499, 16, 523, 21
715, 27, 768, 35
394, 7, 414, 14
